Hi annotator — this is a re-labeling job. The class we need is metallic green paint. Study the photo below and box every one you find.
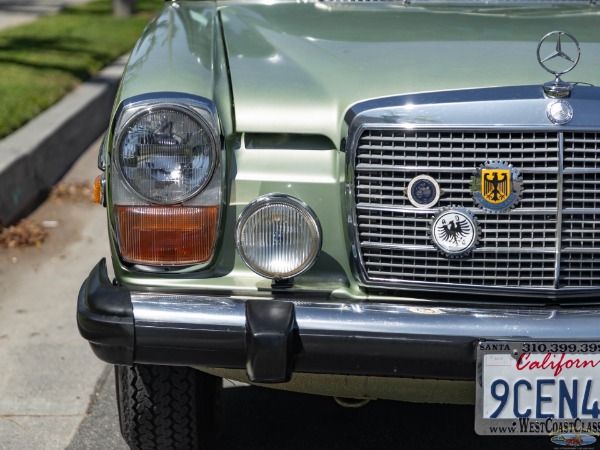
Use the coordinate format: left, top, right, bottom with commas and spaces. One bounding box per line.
118, 2, 600, 148
114, 2, 234, 135
119, 4, 215, 102
113, 144, 358, 297
109, 1, 600, 295
221, 3, 600, 143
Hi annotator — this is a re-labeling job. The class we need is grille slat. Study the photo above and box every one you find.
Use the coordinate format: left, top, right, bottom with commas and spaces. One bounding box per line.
353, 128, 600, 292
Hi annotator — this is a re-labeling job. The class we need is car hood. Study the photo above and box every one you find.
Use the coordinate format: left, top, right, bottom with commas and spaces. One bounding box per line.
219, 2, 600, 143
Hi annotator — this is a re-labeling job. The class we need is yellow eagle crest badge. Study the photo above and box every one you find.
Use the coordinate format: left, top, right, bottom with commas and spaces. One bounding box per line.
482, 169, 511, 204
470, 161, 522, 213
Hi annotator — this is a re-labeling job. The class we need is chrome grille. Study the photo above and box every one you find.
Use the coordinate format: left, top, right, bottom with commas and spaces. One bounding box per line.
561, 133, 600, 288
353, 128, 600, 291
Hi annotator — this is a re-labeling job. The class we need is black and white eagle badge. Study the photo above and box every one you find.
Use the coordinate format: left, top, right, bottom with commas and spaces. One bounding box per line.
430, 207, 480, 258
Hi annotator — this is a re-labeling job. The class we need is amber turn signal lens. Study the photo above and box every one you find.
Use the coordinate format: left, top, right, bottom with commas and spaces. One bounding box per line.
115, 205, 218, 265
93, 175, 103, 204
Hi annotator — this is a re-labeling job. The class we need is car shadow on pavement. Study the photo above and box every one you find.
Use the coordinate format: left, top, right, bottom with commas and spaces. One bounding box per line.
67, 366, 558, 450
217, 386, 552, 450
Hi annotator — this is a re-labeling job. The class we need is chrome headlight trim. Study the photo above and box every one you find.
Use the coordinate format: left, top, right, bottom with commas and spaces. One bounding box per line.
235, 194, 322, 280
112, 96, 220, 205
108, 93, 224, 273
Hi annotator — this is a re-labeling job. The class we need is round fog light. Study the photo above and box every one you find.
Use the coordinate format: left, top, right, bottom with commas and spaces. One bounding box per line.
236, 194, 322, 280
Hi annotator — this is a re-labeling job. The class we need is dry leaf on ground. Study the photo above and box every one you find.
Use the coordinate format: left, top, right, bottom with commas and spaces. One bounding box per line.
50, 182, 94, 203
0, 219, 49, 248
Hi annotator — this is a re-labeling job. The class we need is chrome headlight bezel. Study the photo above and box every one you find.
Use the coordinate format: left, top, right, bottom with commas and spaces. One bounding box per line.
112, 97, 220, 205
235, 194, 322, 280
108, 94, 223, 270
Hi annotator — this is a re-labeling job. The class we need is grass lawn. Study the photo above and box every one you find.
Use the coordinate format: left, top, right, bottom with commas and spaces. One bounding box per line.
0, 0, 162, 139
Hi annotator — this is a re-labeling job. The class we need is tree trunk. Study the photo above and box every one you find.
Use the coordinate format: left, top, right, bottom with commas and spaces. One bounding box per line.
112, 0, 135, 17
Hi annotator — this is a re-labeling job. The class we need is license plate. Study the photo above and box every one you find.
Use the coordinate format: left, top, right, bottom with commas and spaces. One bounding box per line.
476, 341, 600, 435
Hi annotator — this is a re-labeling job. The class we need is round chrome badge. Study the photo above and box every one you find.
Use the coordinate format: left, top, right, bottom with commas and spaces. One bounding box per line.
546, 99, 574, 125
407, 175, 441, 208
470, 160, 523, 213
430, 207, 479, 258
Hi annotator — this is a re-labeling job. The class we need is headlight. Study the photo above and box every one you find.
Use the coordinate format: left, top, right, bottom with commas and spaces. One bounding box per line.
236, 194, 322, 280
117, 106, 217, 204
110, 95, 222, 267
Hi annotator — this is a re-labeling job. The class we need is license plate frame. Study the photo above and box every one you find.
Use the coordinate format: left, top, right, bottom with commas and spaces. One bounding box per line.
476, 341, 600, 436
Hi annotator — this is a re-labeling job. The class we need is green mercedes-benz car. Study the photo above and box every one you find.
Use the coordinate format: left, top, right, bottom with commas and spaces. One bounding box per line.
78, 0, 600, 447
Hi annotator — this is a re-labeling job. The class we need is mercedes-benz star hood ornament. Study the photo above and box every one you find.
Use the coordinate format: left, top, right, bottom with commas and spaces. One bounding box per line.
537, 31, 581, 98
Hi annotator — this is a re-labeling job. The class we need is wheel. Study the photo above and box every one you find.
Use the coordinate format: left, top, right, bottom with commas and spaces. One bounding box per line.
115, 364, 222, 450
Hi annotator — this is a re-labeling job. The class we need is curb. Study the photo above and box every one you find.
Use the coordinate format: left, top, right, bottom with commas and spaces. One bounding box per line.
0, 55, 127, 226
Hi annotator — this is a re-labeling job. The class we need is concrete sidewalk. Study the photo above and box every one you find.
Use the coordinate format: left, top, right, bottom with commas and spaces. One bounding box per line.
0, 0, 123, 226
0, 136, 111, 450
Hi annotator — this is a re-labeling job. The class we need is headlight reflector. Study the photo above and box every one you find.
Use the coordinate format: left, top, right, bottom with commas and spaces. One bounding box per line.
236, 195, 321, 279
117, 107, 216, 204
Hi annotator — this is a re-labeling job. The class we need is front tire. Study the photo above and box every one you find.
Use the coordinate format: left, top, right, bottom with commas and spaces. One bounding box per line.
115, 364, 222, 450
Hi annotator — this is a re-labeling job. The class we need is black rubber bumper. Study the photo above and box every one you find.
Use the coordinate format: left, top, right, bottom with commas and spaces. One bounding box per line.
77, 258, 134, 365
78, 259, 600, 384
76, 259, 299, 382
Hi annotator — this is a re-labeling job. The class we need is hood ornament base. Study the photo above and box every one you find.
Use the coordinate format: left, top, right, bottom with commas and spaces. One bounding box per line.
542, 79, 573, 99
